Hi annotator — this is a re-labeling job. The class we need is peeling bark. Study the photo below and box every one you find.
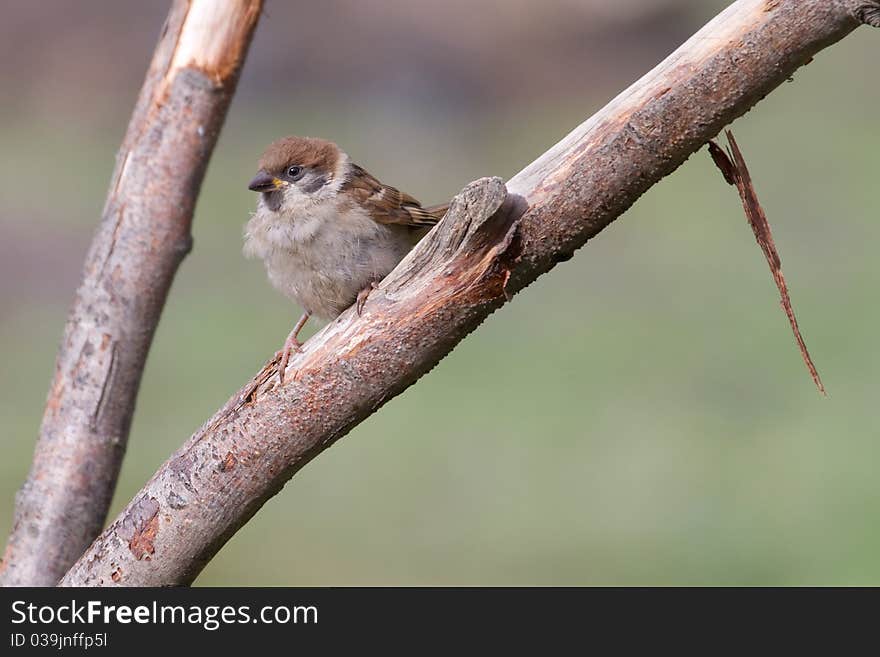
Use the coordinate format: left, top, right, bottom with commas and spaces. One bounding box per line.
0, 0, 262, 587
51, 0, 879, 586
709, 132, 825, 395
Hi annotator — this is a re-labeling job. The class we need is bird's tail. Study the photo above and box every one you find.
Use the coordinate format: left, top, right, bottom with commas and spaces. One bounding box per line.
423, 203, 450, 220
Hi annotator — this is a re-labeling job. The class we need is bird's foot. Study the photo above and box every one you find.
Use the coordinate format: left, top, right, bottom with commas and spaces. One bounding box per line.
277, 335, 303, 384
277, 311, 311, 384
356, 281, 379, 316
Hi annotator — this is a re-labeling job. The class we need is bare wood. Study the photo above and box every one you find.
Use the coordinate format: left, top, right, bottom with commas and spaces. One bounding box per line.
59, 0, 877, 586
0, 0, 262, 587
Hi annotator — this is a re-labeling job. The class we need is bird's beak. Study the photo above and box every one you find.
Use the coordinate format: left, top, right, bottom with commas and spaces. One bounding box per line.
248, 170, 283, 192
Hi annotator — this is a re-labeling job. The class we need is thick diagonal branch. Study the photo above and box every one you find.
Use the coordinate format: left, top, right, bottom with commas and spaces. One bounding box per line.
63, 178, 522, 586
0, 0, 262, 587
60, 0, 876, 586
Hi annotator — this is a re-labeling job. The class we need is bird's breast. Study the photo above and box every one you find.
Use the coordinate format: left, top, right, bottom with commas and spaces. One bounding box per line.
244, 202, 416, 318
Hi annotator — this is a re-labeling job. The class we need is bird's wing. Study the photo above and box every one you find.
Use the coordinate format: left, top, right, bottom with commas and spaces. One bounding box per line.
343, 164, 448, 227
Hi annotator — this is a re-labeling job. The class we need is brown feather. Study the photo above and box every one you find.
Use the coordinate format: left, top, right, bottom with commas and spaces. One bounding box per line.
343, 164, 447, 227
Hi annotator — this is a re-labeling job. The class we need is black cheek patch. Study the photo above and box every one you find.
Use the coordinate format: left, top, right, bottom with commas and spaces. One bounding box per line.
300, 174, 328, 194
262, 190, 282, 212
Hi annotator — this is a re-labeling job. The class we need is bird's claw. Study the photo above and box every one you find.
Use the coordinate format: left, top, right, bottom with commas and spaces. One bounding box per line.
276, 312, 311, 385
278, 337, 303, 384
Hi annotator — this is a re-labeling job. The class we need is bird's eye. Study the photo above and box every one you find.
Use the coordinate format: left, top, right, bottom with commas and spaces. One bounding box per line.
287, 166, 304, 179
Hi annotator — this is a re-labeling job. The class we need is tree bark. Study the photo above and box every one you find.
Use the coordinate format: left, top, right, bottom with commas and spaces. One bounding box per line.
56, 0, 878, 586
0, 0, 262, 587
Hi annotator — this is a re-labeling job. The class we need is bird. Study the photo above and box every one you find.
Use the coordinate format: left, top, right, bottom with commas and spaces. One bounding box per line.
243, 136, 449, 382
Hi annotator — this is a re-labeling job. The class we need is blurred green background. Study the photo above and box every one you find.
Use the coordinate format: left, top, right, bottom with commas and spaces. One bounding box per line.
1, 1, 878, 585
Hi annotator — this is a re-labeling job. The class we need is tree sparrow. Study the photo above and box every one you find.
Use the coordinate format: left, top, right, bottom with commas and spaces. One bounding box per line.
244, 136, 449, 381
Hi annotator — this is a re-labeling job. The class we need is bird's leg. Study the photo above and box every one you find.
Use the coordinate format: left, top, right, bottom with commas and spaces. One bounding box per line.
356, 281, 379, 316
278, 311, 311, 384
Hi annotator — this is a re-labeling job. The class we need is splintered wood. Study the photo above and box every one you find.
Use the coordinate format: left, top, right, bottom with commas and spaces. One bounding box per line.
708, 130, 825, 395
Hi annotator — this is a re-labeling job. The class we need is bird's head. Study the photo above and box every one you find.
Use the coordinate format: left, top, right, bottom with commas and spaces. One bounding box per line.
248, 136, 343, 211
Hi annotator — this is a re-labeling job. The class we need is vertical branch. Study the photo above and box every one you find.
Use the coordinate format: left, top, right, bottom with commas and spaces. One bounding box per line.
0, 0, 263, 587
